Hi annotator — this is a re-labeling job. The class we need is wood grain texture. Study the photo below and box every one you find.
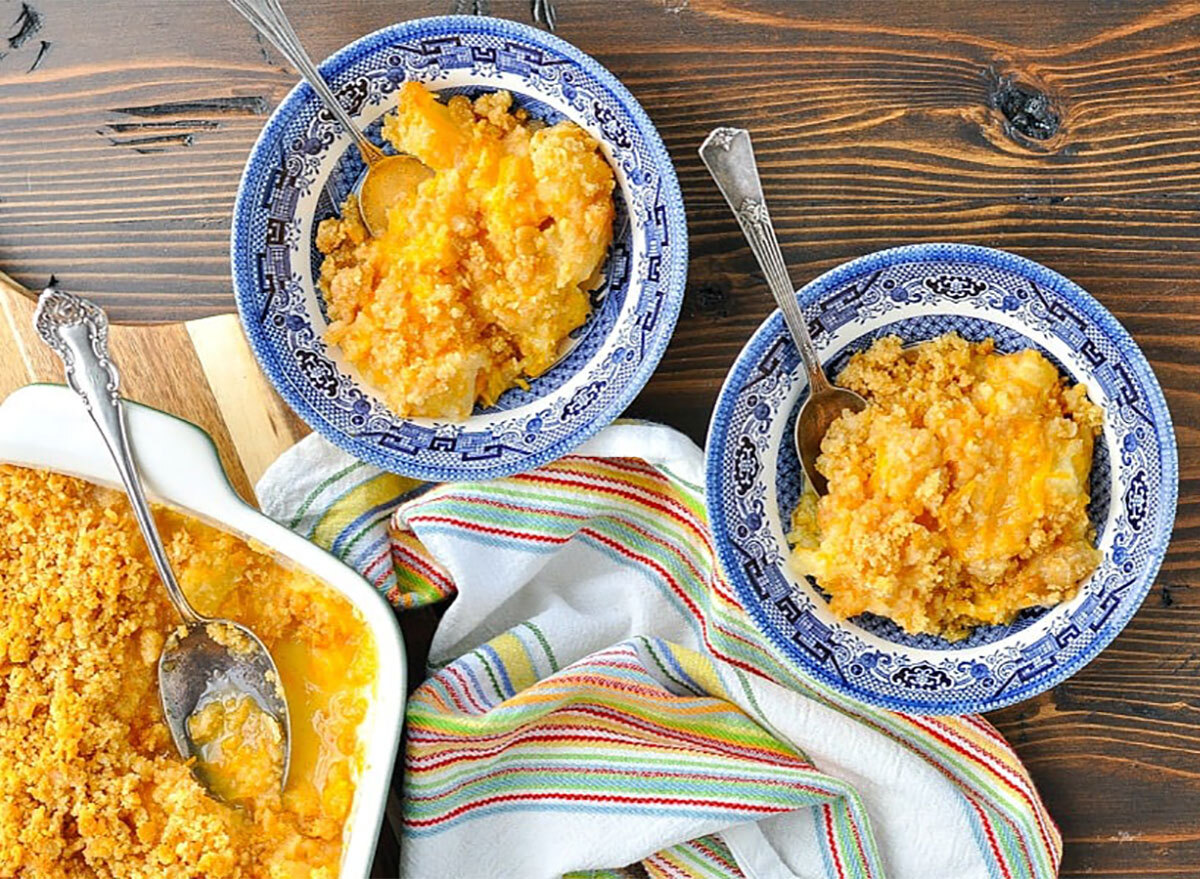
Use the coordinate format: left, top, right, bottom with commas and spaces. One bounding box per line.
185, 314, 311, 485
2, 2, 1200, 877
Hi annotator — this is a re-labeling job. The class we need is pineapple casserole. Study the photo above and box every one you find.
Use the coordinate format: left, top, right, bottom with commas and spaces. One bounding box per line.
316, 81, 616, 420
789, 334, 1103, 640
187, 693, 286, 807
0, 466, 377, 878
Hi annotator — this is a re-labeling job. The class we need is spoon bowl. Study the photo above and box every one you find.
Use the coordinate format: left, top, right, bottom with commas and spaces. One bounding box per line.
794, 385, 867, 496
160, 621, 291, 797
356, 153, 433, 237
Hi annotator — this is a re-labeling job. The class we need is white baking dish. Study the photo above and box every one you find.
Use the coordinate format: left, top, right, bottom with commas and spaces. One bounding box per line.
0, 383, 405, 878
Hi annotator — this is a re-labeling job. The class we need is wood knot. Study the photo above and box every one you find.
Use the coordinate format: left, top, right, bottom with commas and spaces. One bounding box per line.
7, 3, 42, 51
991, 75, 1060, 143
685, 281, 730, 319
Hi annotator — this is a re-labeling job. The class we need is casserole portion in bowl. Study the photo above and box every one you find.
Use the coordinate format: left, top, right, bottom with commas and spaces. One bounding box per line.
0, 464, 375, 878
316, 81, 616, 421
705, 243, 1177, 715
788, 332, 1104, 641
231, 15, 688, 482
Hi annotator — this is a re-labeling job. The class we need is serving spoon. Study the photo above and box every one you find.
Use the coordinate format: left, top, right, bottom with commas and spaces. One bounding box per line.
699, 127, 867, 495
229, 0, 430, 237
33, 285, 291, 800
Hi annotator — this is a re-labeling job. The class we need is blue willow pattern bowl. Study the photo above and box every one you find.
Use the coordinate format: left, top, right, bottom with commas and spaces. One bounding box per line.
706, 244, 1177, 715
231, 16, 686, 481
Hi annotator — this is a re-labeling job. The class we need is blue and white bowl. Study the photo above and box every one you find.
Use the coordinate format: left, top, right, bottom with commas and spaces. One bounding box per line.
231, 16, 686, 481
706, 243, 1177, 715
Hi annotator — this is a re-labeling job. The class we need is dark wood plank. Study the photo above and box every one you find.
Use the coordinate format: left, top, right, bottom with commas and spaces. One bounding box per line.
6, 1, 1200, 319
3, 2, 1200, 877
989, 583, 1200, 876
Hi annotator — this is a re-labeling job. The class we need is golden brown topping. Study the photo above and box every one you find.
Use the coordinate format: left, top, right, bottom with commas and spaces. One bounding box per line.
789, 334, 1103, 640
205, 622, 254, 656
0, 465, 376, 878
316, 82, 615, 420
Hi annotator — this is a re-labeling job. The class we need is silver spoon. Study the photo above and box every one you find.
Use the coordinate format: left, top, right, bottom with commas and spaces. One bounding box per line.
700, 127, 867, 495
33, 286, 291, 800
230, 0, 430, 237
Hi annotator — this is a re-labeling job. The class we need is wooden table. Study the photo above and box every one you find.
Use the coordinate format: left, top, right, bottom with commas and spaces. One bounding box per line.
2, 2, 1197, 876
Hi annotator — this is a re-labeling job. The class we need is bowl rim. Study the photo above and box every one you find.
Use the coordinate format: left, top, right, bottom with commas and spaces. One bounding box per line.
230, 14, 688, 482
704, 242, 1179, 715
0, 383, 406, 877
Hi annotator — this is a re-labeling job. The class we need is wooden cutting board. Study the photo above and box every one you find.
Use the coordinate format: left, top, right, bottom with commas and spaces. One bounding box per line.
0, 271, 311, 505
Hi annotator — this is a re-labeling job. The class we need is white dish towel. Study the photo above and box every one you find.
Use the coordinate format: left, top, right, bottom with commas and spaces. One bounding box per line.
258, 423, 1060, 879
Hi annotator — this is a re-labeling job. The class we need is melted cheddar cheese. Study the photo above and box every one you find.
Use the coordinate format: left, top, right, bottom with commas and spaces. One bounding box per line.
789, 334, 1103, 640
316, 82, 616, 420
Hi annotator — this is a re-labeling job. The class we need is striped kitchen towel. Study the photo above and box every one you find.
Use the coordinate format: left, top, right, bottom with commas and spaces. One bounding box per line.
257, 423, 1061, 879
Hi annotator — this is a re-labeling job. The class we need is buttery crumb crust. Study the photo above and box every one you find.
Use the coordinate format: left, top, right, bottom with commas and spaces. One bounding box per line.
789, 334, 1103, 640
0, 466, 375, 878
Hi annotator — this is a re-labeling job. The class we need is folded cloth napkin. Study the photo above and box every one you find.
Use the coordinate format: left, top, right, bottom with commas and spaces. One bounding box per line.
258, 423, 1061, 879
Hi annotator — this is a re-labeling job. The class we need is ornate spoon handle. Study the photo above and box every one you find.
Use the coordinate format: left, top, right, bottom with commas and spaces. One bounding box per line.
699, 127, 831, 394
33, 286, 204, 625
